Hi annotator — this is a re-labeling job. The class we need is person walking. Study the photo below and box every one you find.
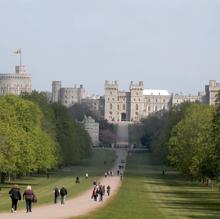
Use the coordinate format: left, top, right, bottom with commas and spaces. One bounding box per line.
23, 185, 36, 213
54, 187, 60, 204
9, 185, 21, 213
60, 186, 67, 205
107, 185, 111, 196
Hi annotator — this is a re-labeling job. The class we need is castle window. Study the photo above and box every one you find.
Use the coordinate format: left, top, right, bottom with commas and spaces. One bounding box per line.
148, 106, 150, 111
123, 104, 125, 110
110, 103, 112, 109
134, 98, 136, 101
135, 112, 138, 115
155, 106, 158, 111
117, 104, 119, 110
136, 104, 138, 110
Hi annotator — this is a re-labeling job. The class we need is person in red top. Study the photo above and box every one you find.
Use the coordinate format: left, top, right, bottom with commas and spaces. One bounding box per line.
23, 185, 36, 213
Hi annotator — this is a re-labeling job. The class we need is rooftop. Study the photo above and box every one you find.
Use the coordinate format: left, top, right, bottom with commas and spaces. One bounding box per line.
143, 89, 170, 96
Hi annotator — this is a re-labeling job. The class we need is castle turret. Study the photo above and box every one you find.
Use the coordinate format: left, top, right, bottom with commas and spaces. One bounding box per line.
52, 81, 61, 103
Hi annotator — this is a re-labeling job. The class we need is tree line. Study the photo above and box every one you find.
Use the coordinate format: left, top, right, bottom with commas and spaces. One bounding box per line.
130, 92, 220, 180
0, 92, 92, 183
68, 103, 117, 146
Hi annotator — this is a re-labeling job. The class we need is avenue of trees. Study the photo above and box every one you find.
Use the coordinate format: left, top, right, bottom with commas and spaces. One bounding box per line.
0, 92, 92, 182
130, 91, 220, 180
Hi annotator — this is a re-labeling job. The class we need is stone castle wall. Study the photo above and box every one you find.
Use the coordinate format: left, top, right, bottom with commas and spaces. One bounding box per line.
0, 66, 32, 96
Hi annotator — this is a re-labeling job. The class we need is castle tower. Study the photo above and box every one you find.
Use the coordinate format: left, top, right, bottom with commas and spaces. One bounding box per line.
104, 80, 119, 122
52, 81, 61, 103
129, 81, 144, 122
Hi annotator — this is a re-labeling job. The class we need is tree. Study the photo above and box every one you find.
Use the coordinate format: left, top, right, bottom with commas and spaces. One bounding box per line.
212, 91, 220, 174
168, 104, 217, 179
0, 95, 57, 181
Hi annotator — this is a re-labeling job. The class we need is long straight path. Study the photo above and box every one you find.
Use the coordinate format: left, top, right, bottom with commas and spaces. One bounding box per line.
0, 149, 127, 219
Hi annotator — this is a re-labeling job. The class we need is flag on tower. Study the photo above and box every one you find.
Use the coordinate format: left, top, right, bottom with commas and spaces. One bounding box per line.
14, 49, 21, 54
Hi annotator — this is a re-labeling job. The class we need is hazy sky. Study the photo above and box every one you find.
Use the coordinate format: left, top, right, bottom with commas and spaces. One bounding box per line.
0, 0, 220, 95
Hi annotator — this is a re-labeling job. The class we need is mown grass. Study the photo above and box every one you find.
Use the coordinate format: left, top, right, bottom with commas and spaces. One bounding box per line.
0, 149, 115, 212
77, 153, 220, 219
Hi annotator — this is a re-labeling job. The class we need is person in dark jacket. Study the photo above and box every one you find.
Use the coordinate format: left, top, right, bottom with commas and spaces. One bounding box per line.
54, 186, 60, 204
23, 185, 36, 213
9, 185, 21, 213
60, 186, 67, 205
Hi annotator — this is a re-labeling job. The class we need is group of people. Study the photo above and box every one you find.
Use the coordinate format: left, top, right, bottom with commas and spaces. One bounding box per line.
91, 181, 111, 202
9, 185, 36, 213
104, 171, 114, 177
54, 186, 68, 205
7, 169, 118, 213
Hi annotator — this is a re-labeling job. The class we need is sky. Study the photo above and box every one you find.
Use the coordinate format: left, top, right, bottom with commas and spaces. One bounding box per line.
0, 0, 220, 95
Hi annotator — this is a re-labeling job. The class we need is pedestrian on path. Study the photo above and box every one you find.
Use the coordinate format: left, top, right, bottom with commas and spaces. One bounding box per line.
107, 185, 111, 196
9, 185, 21, 213
23, 185, 36, 213
60, 186, 67, 205
54, 187, 60, 204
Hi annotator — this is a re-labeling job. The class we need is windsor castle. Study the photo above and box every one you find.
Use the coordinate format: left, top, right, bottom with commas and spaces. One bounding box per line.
51, 80, 220, 123
0, 65, 219, 123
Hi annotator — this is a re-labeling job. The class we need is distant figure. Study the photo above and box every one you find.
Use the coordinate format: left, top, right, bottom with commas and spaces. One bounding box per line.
107, 185, 111, 196
92, 186, 98, 201
93, 180, 97, 188
120, 172, 123, 181
117, 170, 120, 176
75, 176, 80, 183
98, 185, 104, 201
111, 171, 114, 176
104, 172, 107, 177
85, 173, 89, 179
23, 185, 36, 213
162, 170, 165, 175
54, 187, 60, 204
60, 186, 67, 205
9, 185, 21, 213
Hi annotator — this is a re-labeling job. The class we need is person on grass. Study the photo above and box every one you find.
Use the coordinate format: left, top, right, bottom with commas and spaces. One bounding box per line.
9, 185, 21, 213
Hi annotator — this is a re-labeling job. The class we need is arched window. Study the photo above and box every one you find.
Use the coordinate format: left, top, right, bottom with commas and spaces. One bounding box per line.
136, 104, 138, 111
110, 103, 112, 109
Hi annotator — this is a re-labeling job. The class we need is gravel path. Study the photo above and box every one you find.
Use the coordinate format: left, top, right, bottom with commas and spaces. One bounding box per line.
0, 149, 127, 219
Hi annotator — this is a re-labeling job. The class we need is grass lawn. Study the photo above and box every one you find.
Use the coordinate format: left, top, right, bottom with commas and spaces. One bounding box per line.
77, 153, 220, 219
0, 148, 115, 212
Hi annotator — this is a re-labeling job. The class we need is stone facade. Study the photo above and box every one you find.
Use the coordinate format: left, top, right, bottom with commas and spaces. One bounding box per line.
83, 116, 99, 146
205, 80, 220, 105
104, 81, 171, 122
82, 95, 105, 116
171, 92, 205, 106
0, 65, 32, 96
52, 81, 85, 107
51, 79, 220, 123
